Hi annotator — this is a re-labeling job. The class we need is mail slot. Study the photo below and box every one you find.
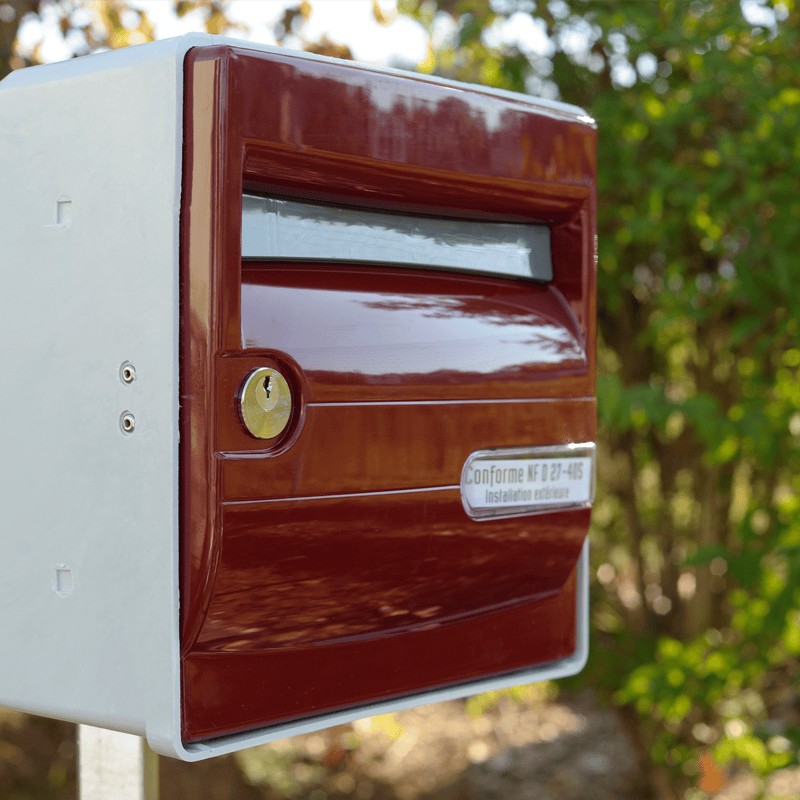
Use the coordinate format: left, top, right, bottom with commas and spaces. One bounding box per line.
0, 35, 597, 759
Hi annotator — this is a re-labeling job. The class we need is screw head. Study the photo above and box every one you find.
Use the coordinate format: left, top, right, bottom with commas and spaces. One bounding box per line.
240, 368, 292, 440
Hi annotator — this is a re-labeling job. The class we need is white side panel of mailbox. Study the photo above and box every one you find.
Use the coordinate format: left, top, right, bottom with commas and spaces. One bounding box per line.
0, 38, 203, 749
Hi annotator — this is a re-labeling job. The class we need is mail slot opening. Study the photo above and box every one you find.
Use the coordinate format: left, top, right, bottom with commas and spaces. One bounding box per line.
241, 194, 553, 282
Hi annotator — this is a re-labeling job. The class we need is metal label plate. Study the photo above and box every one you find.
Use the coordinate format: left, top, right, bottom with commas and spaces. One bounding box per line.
461, 443, 596, 520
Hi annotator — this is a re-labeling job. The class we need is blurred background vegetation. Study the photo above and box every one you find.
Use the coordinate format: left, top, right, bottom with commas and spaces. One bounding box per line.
1, 1, 798, 798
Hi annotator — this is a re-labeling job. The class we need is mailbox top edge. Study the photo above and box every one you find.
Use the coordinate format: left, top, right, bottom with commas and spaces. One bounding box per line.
0, 33, 595, 127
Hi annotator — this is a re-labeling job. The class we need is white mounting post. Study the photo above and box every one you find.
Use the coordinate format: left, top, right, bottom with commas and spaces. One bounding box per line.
78, 726, 159, 800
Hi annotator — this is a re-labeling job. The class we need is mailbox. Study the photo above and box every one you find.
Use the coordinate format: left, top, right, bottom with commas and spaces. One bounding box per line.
0, 35, 597, 759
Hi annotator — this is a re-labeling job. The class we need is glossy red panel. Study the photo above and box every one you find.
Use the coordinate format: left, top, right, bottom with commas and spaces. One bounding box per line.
239, 265, 588, 402
218, 399, 595, 500
183, 568, 578, 740
197, 494, 585, 652
180, 45, 596, 743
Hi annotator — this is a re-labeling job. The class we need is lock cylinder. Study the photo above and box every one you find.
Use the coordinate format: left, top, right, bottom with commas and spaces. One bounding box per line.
240, 367, 292, 439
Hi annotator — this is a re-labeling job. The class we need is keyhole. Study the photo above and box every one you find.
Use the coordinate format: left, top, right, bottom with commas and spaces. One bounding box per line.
240, 367, 292, 439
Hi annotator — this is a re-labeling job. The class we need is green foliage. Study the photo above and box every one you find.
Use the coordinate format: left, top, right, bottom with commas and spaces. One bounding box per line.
400, 0, 800, 793
464, 683, 554, 717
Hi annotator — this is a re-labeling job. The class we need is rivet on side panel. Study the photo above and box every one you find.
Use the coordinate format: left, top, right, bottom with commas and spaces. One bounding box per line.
56, 198, 73, 228
120, 362, 137, 384
120, 412, 136, 434
53, 565, 74, 597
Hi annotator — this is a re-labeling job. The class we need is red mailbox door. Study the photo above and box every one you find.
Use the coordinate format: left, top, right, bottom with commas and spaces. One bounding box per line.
180, 45, 596, 743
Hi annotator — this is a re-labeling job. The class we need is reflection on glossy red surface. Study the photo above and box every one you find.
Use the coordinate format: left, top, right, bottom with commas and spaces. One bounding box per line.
218, 399, 595, 499
180, 45, 597, 743
184, 568, 578, 740
241, 265, 586, 394
198, 494, 584, 652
